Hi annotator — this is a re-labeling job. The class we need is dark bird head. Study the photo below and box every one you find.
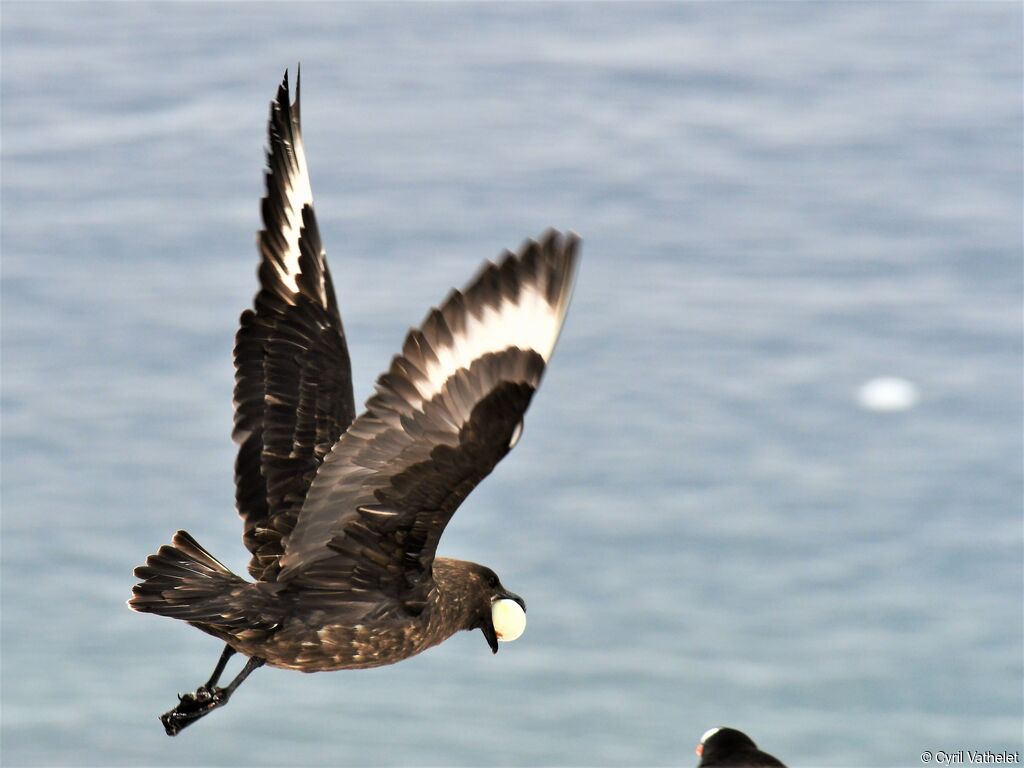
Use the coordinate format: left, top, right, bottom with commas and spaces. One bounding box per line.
467, 564, 526, 654
696, 727, 786, 767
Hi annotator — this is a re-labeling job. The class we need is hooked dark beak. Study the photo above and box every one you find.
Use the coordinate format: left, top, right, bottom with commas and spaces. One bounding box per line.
482, 622, 499, 654
505, 591, 526, 613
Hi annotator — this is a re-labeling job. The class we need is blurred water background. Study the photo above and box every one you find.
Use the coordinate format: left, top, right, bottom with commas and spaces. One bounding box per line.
2, 3, 1021, 766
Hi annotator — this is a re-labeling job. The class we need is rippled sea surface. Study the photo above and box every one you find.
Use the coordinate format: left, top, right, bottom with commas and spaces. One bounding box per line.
2, 3, 1021, 766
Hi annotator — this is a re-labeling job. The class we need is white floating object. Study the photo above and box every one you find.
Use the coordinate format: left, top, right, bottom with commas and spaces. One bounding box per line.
856, 376, 919, 412
491, 598, 526, 642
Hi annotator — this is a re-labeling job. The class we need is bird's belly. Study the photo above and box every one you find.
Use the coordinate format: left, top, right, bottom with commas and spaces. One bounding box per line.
239, 616, 440, 673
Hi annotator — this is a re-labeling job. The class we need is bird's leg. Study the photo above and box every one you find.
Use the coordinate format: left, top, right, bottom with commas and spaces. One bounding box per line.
166, 644, 235, 713
159, 653, 265, 736
217, 654, 264, 698
204, 644, 237, 689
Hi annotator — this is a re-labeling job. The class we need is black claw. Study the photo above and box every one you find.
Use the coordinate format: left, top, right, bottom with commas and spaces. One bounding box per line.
157, 655, 263, 736
159, 685, 228, 736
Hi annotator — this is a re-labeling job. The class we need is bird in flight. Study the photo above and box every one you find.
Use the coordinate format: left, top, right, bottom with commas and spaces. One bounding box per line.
128, 70, 580, 736
696, 727, 787, 767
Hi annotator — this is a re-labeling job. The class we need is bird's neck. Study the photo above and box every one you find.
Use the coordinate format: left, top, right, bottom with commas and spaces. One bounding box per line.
426, 557, 482, 637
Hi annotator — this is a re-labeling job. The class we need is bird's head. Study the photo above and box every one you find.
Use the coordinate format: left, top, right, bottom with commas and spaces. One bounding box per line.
696, 727, 758, 763
468, 564, 526, 654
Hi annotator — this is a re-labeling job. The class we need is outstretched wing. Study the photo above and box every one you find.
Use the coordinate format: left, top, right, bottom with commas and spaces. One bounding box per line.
233, 70, 356, 582
277, 230, 579, 616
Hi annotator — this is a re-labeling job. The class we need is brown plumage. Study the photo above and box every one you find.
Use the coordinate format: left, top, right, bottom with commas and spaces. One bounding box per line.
128, 69, 579, 735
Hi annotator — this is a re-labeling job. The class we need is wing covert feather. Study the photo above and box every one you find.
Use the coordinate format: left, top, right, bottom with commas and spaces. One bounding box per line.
276, 231, 579, 615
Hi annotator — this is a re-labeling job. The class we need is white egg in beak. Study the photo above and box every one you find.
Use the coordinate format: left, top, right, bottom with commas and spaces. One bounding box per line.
491, 598, 526, 642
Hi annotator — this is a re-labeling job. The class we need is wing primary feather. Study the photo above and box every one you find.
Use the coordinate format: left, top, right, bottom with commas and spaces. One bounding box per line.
232, 71, 356, 582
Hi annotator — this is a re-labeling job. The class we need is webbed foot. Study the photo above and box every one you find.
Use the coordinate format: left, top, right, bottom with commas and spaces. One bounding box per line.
160, 685, 230, 736
157, 654, 264, 736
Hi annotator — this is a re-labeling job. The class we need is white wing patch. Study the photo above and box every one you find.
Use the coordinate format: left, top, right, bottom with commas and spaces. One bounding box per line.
274, 133, 314, 295
508, 420, 523, 449
412, 283, 563, 405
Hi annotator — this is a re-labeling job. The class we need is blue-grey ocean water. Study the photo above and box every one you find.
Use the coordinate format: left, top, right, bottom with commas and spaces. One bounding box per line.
2, 3, 1021, 766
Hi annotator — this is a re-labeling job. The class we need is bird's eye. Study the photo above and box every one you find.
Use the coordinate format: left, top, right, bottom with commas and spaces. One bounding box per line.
487, 573, 499, 588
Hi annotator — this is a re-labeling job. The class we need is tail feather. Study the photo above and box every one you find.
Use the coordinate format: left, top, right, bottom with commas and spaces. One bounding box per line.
129, 531, 275, 630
